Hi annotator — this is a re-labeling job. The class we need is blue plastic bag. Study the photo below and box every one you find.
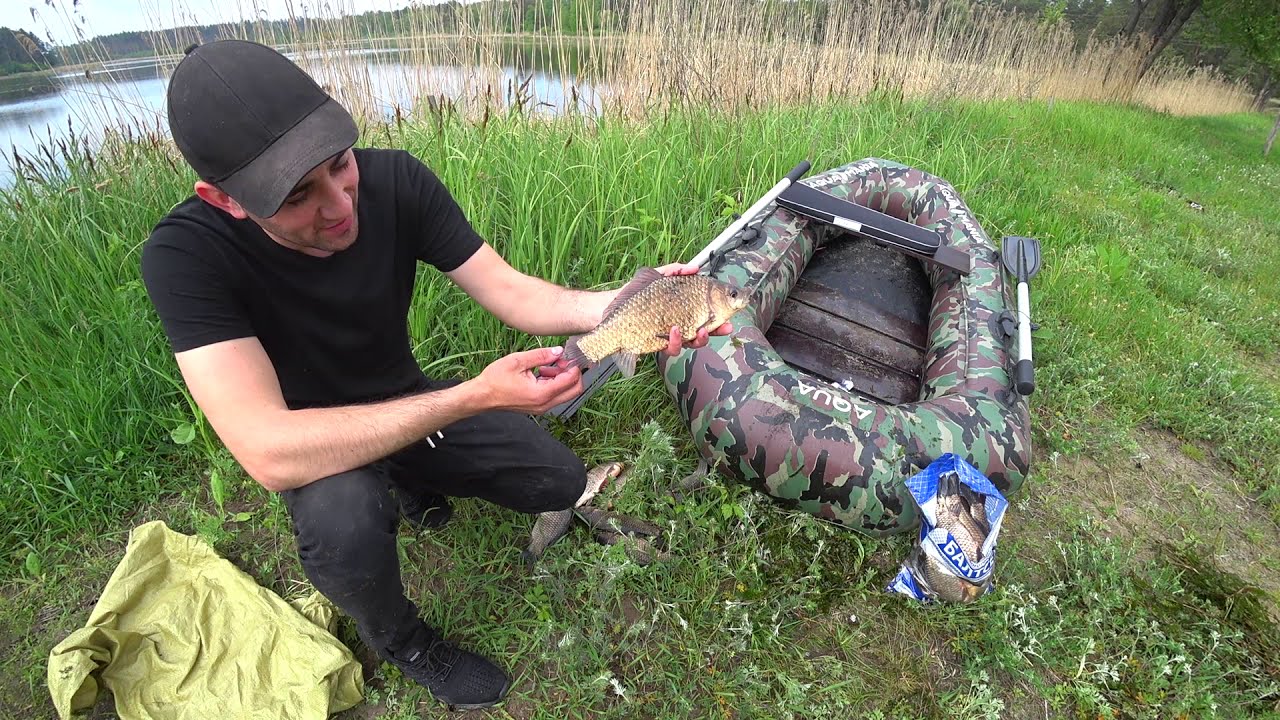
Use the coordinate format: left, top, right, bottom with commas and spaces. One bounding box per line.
887, 453, 1010, 603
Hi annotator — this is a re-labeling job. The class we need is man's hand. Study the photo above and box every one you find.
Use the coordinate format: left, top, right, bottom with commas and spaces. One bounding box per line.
651, 262, 735, 356
474, 346, 584, 415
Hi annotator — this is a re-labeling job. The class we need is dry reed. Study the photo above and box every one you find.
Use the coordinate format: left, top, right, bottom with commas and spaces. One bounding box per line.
15, 0, 1260, 139
599, 0, 1254, 117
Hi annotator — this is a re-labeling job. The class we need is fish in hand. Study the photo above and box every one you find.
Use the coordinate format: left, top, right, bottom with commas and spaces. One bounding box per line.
562, 267, 749, 378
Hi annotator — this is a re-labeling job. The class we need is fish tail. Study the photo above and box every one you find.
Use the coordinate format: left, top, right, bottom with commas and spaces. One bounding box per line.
956, 481, 986, 510
562, 334, 592, 370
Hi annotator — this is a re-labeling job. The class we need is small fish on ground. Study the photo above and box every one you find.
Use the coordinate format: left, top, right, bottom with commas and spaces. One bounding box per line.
575, 506, 670, 566
522, 461, 624, 569
574, 505, 663, 537
592, 529, 671, 565
562, 267, 749, 378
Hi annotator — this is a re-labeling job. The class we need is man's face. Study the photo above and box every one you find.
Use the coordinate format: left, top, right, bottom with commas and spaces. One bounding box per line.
249, 148, 360, 257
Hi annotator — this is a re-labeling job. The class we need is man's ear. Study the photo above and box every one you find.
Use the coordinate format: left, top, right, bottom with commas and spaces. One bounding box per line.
194, 181, 249, 220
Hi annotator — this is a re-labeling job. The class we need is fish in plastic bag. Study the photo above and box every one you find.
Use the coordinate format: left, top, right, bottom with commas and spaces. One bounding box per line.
887, 453, 1009, 604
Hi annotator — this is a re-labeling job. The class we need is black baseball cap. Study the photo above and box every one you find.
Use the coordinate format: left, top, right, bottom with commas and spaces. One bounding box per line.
166, 39, 358, 218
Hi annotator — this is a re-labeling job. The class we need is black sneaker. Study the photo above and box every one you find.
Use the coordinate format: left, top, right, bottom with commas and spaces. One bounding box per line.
380, 625, 512, 710
398, 492, 452, 530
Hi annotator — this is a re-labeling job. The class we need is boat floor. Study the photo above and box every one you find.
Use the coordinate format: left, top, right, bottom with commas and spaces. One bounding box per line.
765, 234, 931, 405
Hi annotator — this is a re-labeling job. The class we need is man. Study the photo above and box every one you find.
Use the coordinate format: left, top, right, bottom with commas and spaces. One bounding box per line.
141, 39, 728, 710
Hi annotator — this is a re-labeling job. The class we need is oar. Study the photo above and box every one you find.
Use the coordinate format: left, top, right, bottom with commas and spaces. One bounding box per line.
688, 161, 811, 269
542, 160, 812, 423
1001, 235, 1042, 395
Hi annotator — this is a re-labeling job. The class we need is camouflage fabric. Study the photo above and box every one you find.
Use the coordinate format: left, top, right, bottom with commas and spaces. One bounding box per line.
657, 158, 1031, 536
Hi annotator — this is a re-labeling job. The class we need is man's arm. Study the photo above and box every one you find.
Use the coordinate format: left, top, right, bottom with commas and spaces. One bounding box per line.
444, 243, 611, 336
175, 336, 581, 492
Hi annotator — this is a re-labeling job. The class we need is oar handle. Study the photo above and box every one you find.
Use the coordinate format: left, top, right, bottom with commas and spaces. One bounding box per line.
1015, 281, 1035, 395
690, 160, 811, 268
783, 161, 811, 183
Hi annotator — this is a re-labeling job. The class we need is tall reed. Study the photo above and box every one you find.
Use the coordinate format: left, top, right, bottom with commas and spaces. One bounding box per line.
598, 0, 1254, 117
16, 0, 1255, 143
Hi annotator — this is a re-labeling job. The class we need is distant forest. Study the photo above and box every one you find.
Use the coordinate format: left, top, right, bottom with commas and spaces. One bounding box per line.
0, 27, 55, 75
2, 0, 1277, 102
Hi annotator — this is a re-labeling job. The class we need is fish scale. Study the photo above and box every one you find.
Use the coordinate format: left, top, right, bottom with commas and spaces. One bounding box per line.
574, 275, 722, 359
940, 494, 985, 563
564, 268, 748, 377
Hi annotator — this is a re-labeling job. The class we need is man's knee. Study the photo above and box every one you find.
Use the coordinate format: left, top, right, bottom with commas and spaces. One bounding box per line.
518, 450, 588, 513
283, 467, 397, 562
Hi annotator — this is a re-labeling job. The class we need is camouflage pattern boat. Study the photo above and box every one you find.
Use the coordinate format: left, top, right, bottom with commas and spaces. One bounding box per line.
655, 158, 1032, 536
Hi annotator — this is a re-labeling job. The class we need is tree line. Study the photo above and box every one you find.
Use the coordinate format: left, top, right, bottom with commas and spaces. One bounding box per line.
1017, 0, 1277, 111
0, 27, 54, 75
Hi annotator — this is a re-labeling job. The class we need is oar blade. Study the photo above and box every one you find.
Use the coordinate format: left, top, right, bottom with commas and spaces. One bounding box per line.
1001, 235, 1042, 280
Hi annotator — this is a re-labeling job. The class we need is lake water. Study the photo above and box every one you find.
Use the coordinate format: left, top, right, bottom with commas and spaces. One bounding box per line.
0, 46, 601, 188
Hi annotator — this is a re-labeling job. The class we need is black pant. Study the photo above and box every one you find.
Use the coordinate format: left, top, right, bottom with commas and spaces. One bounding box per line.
280, 380, 586, 656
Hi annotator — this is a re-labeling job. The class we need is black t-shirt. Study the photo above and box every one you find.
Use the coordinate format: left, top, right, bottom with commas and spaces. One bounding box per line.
140, 148, 484, 409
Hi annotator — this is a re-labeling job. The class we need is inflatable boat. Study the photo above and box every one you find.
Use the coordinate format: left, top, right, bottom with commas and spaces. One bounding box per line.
653, 158, 1034, 536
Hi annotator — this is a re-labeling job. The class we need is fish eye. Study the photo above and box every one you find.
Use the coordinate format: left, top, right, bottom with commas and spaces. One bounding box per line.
730, 289, 739, 298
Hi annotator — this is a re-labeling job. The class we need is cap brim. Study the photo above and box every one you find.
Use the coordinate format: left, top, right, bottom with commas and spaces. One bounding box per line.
218, 98, 359, 218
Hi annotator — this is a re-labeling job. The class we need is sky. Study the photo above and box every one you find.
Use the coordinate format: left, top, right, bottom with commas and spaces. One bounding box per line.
2, 0, 417, 46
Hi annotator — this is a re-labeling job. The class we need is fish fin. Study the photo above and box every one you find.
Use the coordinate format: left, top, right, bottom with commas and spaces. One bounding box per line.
969, 506, 992, 538
593, 529, 622, 546
952, 488, 987, 529
520, 548, 538, 571
602, 267, 664, 319
562, 334, 592, 370
943, 471, 989, 533
956, 482, 986, 510
936, 470, 956, 498
613, 351, 638, 378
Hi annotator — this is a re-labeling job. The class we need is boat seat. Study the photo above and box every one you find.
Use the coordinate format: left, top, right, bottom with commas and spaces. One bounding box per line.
765, 232, 931, 406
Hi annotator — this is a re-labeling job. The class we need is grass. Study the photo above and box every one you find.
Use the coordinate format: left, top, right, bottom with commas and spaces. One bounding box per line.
2, 94, 1279, 718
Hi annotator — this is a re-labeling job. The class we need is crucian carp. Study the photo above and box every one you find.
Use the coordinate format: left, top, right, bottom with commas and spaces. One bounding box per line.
562, 267, 749, 378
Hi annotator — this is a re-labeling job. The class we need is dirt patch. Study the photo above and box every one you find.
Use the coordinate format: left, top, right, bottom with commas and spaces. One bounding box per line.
0, 618, 39, 716
1260, 358, 1279, 387
618, 595, 644, 627
1027, 428, 1280, 621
